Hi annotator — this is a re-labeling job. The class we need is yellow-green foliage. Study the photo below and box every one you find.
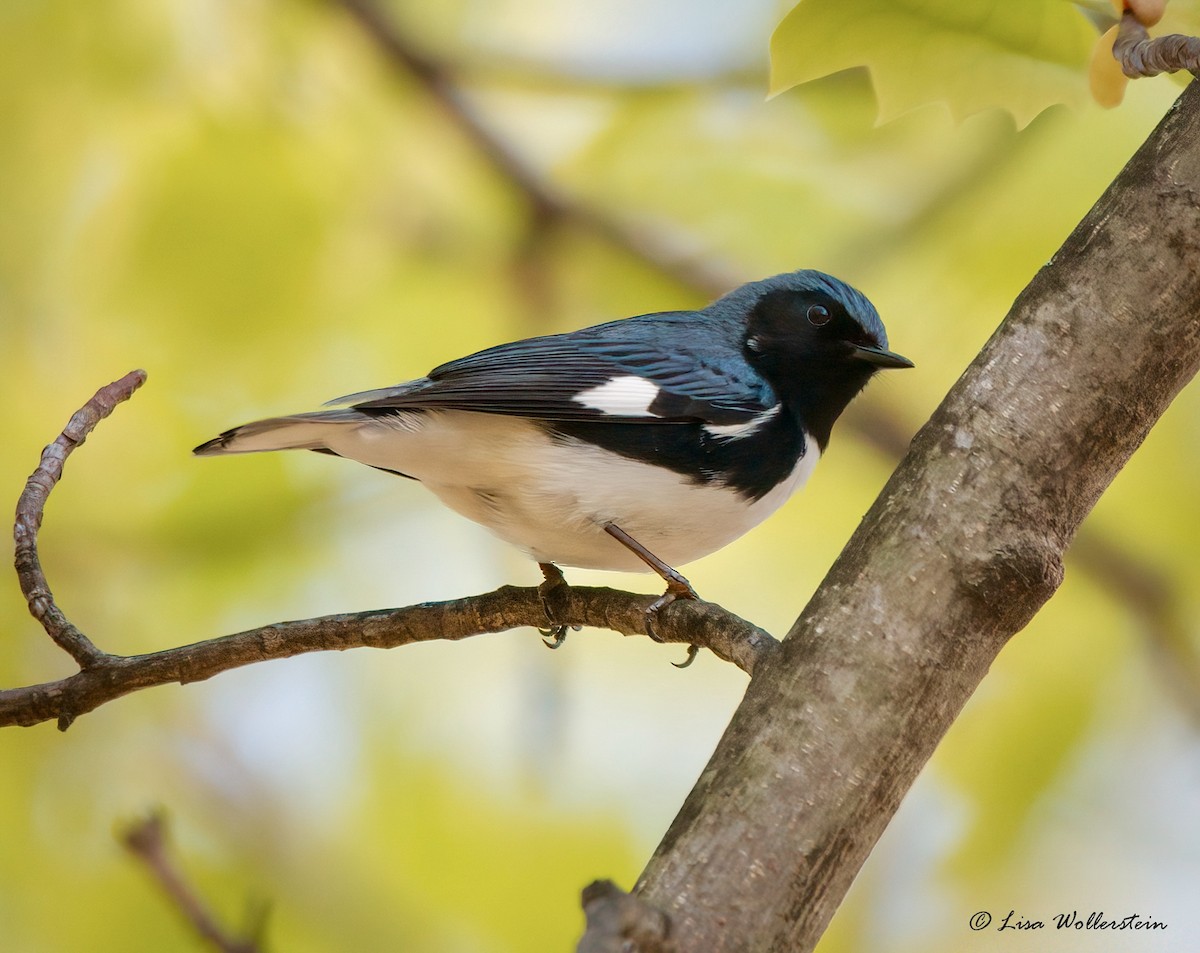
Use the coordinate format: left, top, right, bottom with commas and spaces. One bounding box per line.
2, 1, 1197, 951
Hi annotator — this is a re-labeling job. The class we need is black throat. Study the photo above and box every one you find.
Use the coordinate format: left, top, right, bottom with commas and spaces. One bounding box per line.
767, 360, 877, 453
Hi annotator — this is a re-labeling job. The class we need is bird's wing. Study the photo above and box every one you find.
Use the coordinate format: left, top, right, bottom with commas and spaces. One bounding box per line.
333, 312, 776, 426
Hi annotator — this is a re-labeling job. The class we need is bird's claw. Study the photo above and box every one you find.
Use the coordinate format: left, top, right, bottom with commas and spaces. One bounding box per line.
644, 577, 699, 640
537, 562, 578, 650
645, 576, 701, 667
538, 624, 570, 649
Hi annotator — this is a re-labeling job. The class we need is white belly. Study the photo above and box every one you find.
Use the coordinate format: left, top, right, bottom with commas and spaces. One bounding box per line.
322, 410, 818, 572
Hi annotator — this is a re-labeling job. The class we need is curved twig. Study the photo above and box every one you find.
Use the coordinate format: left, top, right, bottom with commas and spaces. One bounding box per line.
3, 373, 776, 732
14, 369, 146, 667
1115, 10, 1200, 78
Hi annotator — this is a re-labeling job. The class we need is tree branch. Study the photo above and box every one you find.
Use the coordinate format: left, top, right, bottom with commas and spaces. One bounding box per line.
3, 376, 775, 731
849, 376, 1200, 725
632, 79, 1200, 951
1115, 10, 1200, 78
9, 12, 1195, 951
14, 369, 146, 667
122, 812, 265, 953
2, 582, 773, 732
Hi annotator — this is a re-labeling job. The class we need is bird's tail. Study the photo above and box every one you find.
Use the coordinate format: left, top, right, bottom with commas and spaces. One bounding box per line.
193, 409, 363, 456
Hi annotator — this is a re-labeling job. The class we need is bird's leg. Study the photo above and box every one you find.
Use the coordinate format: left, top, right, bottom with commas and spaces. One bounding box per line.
603, 523, 701, 665
537, 562, 573, 649
602, 525, 698, 610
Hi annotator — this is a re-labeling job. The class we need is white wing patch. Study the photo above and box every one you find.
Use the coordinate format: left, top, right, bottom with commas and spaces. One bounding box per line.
703, 404, 781, 441
573, 375, 662, 417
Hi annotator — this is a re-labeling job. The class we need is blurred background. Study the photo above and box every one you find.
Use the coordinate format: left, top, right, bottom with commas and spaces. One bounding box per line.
2, 1, 1199, 951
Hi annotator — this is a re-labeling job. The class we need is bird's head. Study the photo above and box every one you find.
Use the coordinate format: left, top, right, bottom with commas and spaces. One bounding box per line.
722, 270, 912, 447
739, 270, 910, 371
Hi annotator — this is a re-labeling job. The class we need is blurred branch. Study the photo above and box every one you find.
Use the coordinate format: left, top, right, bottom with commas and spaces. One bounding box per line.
1071, 533, 1200, 724
335, 0, 559, 225
122, 812, 265, 953
334, 0, 740, 297
3, 373, 776, 730
1115, 11, 1200, 78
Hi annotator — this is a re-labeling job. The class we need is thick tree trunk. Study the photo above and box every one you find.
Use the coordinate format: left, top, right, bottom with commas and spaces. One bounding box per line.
633, 81, 1200, 951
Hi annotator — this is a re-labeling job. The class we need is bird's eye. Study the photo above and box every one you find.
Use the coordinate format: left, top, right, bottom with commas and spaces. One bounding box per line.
807, 305, 831, 327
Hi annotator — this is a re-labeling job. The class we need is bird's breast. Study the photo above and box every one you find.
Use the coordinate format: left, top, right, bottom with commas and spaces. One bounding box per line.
321, 409, 817, 572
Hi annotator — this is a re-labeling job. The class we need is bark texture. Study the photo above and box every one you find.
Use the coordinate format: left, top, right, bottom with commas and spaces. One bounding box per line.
633, 81, 1200, 951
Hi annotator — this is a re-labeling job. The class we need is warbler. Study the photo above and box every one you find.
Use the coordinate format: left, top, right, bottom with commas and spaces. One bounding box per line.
196, 270, 911, 639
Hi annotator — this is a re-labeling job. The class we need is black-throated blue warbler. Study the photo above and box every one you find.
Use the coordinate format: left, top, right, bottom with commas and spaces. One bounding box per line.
195, 270, 911, 646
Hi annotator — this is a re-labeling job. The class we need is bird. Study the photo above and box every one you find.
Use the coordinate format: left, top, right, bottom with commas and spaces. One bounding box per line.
195, 269, 912, 654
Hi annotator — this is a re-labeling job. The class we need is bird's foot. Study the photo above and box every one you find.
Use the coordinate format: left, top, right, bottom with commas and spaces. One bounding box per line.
602, 523, 703, 668
646, 575, 702, 667
537, 562, 579, 649
645, 574, 700, 628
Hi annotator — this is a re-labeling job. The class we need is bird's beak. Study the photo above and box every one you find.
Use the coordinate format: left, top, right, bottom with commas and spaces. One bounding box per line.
852, 343, 914, 369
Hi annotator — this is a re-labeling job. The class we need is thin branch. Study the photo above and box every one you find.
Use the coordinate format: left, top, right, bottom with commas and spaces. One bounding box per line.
1115, 10, 1200, 77
2, 374, 776, 731
2, 580, 774, 731
122, 812, 264, 953
14, 369, 146, 667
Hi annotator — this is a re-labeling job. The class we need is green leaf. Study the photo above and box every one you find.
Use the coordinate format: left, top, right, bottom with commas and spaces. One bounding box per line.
769, 0, 1098, 127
